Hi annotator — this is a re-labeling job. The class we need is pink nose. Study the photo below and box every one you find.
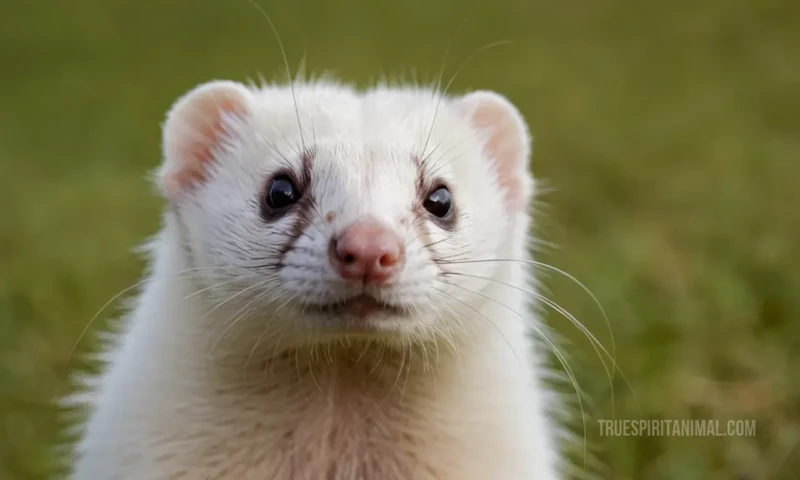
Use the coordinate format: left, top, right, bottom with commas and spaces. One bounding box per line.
329, 219, 404, 284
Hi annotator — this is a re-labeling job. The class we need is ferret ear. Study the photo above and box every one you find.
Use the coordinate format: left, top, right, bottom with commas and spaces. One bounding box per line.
159, 80, 252, 200
456, 91, 533, 213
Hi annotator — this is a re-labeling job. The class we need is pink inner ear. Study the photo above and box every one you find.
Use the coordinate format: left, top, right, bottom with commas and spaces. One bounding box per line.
470, 104, 527, 213
164, 94, 247, 197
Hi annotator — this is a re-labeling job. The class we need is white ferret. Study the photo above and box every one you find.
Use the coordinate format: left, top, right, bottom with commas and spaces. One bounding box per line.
67, 79, 564, 479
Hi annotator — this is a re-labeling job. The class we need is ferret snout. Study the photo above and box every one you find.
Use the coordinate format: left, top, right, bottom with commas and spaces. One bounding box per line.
328, 219, 404, 285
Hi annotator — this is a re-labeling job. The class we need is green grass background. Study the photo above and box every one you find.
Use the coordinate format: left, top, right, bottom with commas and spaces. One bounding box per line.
1, 0, 798, 478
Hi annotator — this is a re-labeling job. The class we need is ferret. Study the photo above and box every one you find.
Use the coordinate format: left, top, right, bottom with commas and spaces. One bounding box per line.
67, 78, 564, 479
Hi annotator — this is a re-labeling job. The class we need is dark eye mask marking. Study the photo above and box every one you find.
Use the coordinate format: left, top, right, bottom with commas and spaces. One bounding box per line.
411, 154, 458, 232
267, 148, 317, 261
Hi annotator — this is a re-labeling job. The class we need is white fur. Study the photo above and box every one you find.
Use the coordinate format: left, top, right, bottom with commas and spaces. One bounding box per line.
68, 80, 563, 479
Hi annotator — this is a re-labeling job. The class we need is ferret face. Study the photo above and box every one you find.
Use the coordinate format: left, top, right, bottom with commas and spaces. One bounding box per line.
160, 81, 533, 343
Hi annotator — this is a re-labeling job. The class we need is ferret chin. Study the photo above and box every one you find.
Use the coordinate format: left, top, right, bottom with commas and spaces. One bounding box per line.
67, 78, 564, 479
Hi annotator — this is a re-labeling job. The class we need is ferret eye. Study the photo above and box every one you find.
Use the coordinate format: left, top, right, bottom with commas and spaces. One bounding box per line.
265, 175, 299, 210
423, 186, 452, 218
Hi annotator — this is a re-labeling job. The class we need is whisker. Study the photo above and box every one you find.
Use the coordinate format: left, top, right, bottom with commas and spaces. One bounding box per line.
421, 233, 459, 250
442, 270, 636, 419
419, 40, 514, 169
245, 323, 278, 373
207, 278, 282, 354
437, 278, 588, 472
354, 339, 372, 367
432, 246, 473, 264
252, 128, 294, 166
264, 332, 286, 378
430, 286, 523, 368
438, 257, 617, 381
417, 16, 465, 161
65, 265, 241, 368
181, 276, 245, 302
307, 344, 324, 393
246, 0, 307, 154
380, 340, 409, 404
419, 131, 477, 181
397, 341, 414, 406
367, 342, 387, 378
200, 276, 284, 353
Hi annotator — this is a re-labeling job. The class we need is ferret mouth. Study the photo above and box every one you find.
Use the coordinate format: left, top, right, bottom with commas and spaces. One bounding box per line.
305, 294, 406, 319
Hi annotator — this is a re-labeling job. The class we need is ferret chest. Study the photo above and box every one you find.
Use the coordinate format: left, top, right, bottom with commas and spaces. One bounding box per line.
166, 350, 455, 479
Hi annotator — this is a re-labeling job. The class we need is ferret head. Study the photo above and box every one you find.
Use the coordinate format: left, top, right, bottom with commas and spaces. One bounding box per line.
158, 79, 534, 345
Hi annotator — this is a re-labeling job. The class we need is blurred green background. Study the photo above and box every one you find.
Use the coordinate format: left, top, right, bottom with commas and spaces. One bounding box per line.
1, 0, 798, 478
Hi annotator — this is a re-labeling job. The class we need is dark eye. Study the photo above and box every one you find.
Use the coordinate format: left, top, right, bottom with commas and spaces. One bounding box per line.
265, 175, 299, 210
423, 186, 452, 218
